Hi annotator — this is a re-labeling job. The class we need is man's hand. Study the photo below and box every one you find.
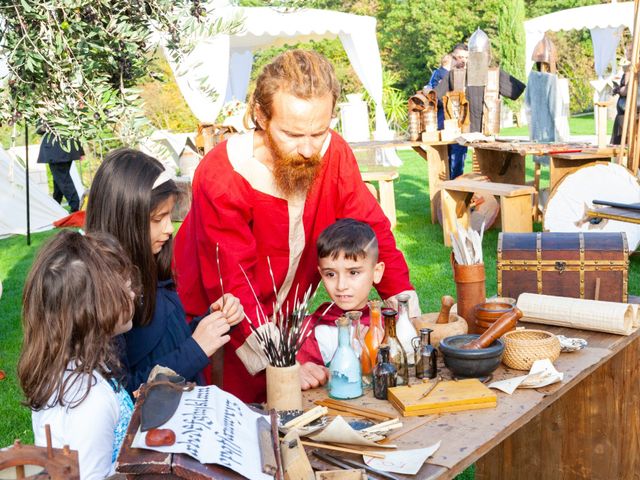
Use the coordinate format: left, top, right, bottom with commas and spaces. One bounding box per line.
210, 294, 244, 327
299, 362, 329, 390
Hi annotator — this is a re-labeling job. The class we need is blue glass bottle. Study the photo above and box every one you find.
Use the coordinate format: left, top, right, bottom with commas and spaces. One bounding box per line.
328, 316, 363, 399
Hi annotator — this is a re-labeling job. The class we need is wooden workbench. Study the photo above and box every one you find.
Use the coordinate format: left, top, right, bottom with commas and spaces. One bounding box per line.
115, 321, 639, 479
349, 139, 454, 224
306, 322, 640, 480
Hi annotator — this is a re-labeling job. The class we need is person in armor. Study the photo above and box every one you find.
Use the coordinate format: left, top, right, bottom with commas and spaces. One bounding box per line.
525, 35, 570, 144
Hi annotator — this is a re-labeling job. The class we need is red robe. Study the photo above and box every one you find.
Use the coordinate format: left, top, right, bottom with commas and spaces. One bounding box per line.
296, 303, 371, 366
173, 130, 412, 403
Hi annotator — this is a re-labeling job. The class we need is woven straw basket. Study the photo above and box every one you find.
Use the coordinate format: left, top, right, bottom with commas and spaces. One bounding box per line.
502, 329, 561, 370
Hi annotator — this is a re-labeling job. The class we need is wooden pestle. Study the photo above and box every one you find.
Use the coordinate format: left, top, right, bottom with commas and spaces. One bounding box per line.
461, 308, 523, 350
436, 296, 455, 324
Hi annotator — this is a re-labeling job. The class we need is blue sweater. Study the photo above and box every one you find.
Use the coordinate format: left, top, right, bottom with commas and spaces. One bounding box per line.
123, 279, 209, 394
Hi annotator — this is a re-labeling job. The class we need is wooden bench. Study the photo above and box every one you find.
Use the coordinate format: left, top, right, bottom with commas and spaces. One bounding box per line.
361, 170, 399, 228
440, 179, 536, 246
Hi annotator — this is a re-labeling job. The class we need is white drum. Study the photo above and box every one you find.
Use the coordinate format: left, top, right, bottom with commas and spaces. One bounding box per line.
544, 163, 640, 250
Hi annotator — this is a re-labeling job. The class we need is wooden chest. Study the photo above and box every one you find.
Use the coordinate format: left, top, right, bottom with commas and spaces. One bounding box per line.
497, 232, 629, 303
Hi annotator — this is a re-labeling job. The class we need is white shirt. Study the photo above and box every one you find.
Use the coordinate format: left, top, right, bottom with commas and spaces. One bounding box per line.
32, 369, 121, 480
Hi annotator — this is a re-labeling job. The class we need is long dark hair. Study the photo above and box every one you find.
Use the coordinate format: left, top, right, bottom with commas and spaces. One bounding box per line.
86, 148, 180, 327
18, 230, 138, 410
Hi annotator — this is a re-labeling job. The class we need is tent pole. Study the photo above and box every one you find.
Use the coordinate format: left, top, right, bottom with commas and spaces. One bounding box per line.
25, 124, 31, 246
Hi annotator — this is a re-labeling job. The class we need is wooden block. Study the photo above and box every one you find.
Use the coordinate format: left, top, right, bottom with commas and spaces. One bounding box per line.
387, 379, 497, 416
360, 171, 399, 229
282, 431, 314, 480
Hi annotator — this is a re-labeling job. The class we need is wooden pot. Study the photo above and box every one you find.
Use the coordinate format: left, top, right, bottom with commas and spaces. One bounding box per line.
266, 363, 302, 411
414, 296, 468, 348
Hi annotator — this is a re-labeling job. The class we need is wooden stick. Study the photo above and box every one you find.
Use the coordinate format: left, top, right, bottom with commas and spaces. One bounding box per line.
595, 278, 601, 301
315, 401, 390, 421
380, 417, 433, 444
315, 399, 395, 421
300, 440, 386, 459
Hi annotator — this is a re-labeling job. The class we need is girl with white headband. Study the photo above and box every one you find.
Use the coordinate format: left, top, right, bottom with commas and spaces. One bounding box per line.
86, 148, 243, 395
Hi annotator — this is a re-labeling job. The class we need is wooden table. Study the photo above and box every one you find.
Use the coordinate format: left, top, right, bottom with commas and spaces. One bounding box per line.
305, 323, 640, 480
349, 139, 454, 224
587, 205, 640, 225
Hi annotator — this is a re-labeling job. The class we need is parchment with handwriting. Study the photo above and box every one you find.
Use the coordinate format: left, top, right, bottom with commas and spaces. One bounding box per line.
131, 385, 272, 480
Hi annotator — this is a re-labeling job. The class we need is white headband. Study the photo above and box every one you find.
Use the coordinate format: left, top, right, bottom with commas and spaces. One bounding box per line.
152, 169, 173, 189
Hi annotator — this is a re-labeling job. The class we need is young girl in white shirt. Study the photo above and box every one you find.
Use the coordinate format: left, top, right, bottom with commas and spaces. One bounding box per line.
18, 230, 139, 479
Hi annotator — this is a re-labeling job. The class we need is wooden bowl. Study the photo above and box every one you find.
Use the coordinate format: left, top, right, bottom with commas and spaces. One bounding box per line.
474, 302, 517, 334
414, 312, 468, 348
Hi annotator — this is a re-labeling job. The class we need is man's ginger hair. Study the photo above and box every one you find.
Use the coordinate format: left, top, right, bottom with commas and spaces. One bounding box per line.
247, 49, 341, 130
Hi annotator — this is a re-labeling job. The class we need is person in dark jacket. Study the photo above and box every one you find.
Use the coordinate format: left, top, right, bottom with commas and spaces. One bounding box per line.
426, 53, 453, 131
85, 148, 244, 396
37, 133, 84, 212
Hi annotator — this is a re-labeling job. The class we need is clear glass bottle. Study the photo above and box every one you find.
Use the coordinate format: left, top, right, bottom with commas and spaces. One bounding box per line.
328, 316, 363, 399
412, 328, 438, 380
395, 294, 417, 367
373, 346, 397, 400
364, 300, 384, 371
381, 308, 409, 386
346, 311, 372, 388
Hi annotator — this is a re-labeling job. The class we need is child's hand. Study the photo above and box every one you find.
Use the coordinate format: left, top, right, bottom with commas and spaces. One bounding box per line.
192, 311, 231, 357
299, 362, 329, 390
210, 294, 244, 327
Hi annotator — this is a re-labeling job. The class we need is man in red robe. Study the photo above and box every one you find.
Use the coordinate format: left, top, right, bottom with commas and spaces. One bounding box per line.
174, 50, 420, 403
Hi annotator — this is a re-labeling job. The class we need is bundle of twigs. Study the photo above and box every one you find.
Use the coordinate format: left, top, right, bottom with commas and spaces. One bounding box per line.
238, 260, 333, 367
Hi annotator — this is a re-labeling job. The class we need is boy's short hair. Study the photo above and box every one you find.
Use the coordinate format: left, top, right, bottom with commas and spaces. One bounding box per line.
452, 43, 468, 53
317, 218, 378, 262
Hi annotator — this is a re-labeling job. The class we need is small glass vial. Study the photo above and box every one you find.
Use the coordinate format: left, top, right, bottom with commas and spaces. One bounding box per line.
346, 311, 372, 388
412, 328, 438, 380
381, 308, 409, 386
364, 300, 385, 371
395, 294, 417, 367
373, 345, 397, 400
328, 316, 363, 399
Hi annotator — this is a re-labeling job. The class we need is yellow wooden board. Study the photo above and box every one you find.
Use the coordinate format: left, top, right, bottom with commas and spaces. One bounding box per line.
388, 379, 497, 416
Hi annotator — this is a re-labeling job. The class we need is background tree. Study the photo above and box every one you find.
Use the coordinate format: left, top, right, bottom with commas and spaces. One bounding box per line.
494, 0, 526, 115
0, 0, 241, 145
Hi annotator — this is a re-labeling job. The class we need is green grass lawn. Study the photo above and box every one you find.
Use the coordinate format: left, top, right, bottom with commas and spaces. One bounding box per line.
1, 149, 638, 479
500, 113, 613, 137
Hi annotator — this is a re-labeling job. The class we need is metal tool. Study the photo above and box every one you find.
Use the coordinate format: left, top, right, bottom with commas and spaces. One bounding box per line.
312, 450, 402, 480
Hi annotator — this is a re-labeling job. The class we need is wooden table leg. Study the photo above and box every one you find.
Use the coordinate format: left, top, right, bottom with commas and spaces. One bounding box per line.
441, 188, 470, 246
475, 331, 640, 479
413, 145, 450, 224
474, 149, 526, 185
500, 194, 534, 233
378, 178, 397, 229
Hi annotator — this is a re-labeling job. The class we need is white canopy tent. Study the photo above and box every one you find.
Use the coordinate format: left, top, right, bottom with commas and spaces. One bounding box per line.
525, 2, 632, 80
0, 148, 67, 238
161, 2, 400, 165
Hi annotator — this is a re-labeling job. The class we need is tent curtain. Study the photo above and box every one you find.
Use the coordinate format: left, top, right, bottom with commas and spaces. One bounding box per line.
225, 49, 254, 103
162, 36, 230, 124
590, 27, 623, 78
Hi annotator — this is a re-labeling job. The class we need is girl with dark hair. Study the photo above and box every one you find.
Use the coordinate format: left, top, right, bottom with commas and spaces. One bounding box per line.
19, 230, 138, 479
86, 148, 243, 394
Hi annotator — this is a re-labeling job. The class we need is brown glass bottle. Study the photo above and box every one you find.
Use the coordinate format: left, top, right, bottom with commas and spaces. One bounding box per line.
373, 345, 397, 400
381, 308, 409, 386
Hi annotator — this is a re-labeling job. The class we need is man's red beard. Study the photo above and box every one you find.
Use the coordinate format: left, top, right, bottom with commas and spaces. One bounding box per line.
265, 128, 323, 198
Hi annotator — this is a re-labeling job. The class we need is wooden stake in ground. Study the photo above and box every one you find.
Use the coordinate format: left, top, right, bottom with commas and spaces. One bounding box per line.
618, 0, 640, 170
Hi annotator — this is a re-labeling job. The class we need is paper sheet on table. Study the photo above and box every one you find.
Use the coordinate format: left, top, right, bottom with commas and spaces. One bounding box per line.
131, 385, 272, 480
363, 441, 441, 475
306, 415, 395, 448
488, 359, 563, 395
